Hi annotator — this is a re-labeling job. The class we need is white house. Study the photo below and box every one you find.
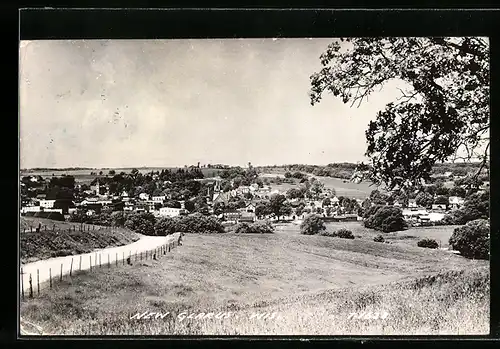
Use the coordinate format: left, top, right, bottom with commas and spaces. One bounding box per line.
39, 199, 56, 209
152, 195, 166, 203
448, 196, 465, 209
21, 206, 41, 214
159, 207, 187, 217
432, 203, 448, 211
408, 199, 418, 208
139, 193, 150, 201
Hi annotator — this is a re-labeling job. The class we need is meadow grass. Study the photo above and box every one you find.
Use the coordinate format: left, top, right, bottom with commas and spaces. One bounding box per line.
20, 232, 488, 335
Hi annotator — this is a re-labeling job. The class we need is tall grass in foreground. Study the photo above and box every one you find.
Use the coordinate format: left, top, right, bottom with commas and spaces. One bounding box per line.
21, 266, 489, 335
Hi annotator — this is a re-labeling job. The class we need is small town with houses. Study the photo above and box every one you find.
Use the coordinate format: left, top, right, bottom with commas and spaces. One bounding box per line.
19, 162, 489, 228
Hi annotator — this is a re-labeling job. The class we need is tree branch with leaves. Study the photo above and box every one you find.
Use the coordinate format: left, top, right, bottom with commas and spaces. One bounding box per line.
310, 37, 489, 191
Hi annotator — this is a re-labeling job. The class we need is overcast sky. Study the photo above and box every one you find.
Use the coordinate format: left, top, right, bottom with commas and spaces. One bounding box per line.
19, 39, 407, 169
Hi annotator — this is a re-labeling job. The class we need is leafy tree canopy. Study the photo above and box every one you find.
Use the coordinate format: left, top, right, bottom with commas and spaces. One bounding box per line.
310, 37, 489, 190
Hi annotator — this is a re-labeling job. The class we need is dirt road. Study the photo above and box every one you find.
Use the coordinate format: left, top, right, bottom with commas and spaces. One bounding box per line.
20, 233, 181, 296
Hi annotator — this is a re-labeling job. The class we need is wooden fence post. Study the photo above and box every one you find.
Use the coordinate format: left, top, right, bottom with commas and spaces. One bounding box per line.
49, 268, 52, 289
90, 255, 92, 272
37, 269, 40, 295
21, 268, 24, 299
123, 252, 125, 265
140, 252, 142, 261
108, 254, 110, 268
99, 254, 101, 268
29, 273, 33, 298
70, 258, 74, 277
116, 253, 118, 267
79, 255, 82, 271
60, 263, 63, 281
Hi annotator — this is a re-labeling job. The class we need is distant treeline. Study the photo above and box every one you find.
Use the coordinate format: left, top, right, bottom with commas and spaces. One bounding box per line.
256, 162, 486, 180
21, 167, 97, 172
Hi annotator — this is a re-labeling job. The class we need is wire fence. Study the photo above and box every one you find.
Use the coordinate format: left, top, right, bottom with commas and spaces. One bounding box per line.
21, 223, 111, 234
20, 235, 182, 300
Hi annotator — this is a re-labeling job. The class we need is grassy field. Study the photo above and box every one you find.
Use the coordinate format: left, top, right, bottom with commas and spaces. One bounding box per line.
259, 172, 381, 199
272, 221, 461, 249
20, 217, 140, 264
19, 231, 488, 335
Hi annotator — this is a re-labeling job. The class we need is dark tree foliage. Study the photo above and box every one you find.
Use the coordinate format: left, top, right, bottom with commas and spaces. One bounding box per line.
161, 213, 225, 234
417, 238, 439, 249
124, 212, 156, 236
234, 221, 274, 234
268, 194, 293, 221
415, 192, 433, 208
310, 37, 489, 190
300, 214, 326, 235
364, 205, 407, 233
434, 195, 450, 205
449, 219, 489, 259
319, 228, 355, 239
443, 190, 489, 225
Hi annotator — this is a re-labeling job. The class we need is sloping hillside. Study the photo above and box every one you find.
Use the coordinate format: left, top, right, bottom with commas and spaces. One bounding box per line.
19, 232, 488, 335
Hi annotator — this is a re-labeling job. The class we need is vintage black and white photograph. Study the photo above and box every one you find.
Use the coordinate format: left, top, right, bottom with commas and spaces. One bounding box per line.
19, 37, 490, 335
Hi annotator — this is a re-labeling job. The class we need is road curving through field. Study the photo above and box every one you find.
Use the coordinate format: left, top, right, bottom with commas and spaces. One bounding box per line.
19, 232, 181, 296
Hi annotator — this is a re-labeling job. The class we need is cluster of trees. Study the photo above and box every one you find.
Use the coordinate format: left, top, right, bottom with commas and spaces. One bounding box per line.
282, 163, 361, 180
255, 194, 293, 221
319, 228, 355, 239
70, 210, 226, 236
89, 167, 205, 198
309, 37, 489, 191
219, 166, 259, 187
449, 219, 489, 259
300, 214, 326, 235
234, 221, 274, 234
442, 190, 489, 225
432, 162, 488, 179
363, 205, 407, 233
154, 213, 225, 235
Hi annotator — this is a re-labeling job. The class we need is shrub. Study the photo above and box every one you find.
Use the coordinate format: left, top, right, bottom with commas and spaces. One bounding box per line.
417, 238, 439, 249
234, 221, 274, 234
373, 234, 385, 243
335, 228, 355, 239
300, 214, 326, 235
110, 211, 126, 227
171, 213, 226, 234
363, 205, 407, 232
154, 217, 178, 235
319, 228, 354, 239
449, 219, 489, 259
124, 212, 156, 236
